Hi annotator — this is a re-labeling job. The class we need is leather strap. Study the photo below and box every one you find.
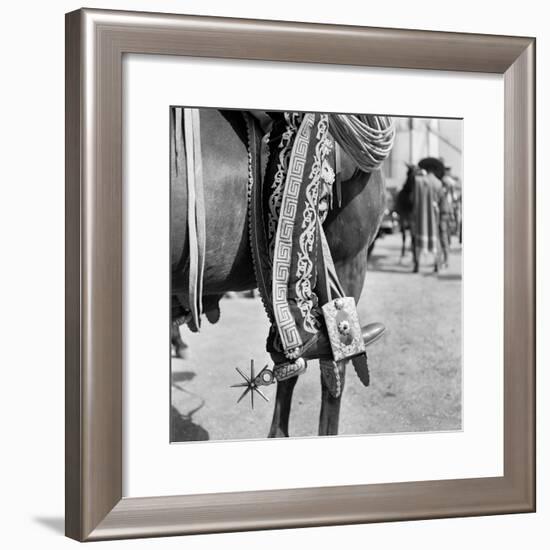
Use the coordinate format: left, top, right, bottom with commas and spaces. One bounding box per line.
183, 108, 206, 329
318, 218, 345, 299
335, 142, 343, 208
171, 108, 187, 270
193, 110, 206, 325
244, 113, 274, 321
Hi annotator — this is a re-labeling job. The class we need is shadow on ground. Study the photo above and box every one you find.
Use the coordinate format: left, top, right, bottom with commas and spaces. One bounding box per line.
367, 251, 415, 275
436, 273, 462, 281
170, 405, 210, 442
172, 370, 196, 383
171, 369, 210, 442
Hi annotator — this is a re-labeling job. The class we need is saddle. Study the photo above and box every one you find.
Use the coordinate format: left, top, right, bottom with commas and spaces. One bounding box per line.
176, 108, 393, 397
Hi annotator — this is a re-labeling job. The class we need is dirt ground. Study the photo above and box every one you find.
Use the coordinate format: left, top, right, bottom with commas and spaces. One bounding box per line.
171, 232, 462, 442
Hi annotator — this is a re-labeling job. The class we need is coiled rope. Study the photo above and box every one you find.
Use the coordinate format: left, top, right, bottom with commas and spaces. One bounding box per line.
328, 114, 395, 172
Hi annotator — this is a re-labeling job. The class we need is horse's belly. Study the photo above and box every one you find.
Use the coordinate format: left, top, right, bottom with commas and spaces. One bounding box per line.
202, 169, 255, 293
172, 109, 256, 297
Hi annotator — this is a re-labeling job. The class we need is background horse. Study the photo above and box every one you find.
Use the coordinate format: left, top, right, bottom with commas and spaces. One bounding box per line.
395, 165, 416, 260
171, 109, 386, 437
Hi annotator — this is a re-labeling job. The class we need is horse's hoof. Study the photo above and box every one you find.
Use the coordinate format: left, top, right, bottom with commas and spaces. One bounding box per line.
267, 429, 289, 438
361, 322, 386, 347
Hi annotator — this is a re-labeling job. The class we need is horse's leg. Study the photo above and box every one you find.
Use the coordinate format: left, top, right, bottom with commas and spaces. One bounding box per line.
268, 376, 298, 438
318, 361, 346, 436
400, 223, 406, 258
316, 239, 369, 437
170, 322, 188, 359
412, 234, 419, 272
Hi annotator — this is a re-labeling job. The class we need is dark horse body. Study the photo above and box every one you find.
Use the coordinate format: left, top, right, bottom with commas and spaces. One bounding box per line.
171, 110, 386, 437
395, 166, 416, 260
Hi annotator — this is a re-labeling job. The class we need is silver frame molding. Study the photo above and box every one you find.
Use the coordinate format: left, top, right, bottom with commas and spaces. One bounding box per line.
65, 8, 535, 541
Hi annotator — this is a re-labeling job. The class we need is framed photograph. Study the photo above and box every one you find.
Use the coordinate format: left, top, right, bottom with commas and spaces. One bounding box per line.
65, 8, 535, 541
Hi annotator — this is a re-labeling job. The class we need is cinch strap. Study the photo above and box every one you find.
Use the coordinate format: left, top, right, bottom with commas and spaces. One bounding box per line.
183, 108, 206, 329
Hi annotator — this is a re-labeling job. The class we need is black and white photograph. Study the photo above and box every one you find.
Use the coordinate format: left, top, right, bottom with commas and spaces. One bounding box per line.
170, 108, 463, 442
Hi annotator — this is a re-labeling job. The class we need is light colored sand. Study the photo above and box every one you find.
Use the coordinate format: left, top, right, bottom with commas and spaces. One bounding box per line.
171, 232, 462, 442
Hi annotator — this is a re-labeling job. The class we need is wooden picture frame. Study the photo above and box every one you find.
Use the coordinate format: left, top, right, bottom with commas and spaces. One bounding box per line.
65, 8, 535, 541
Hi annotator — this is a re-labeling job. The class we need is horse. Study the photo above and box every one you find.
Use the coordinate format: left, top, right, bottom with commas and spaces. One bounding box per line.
171, 109, 386, 437
395, 165, 416, 260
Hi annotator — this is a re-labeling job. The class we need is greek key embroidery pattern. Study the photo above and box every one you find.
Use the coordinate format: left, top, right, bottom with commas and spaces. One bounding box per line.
272, 114, 314, 352
267, 113, 300, 261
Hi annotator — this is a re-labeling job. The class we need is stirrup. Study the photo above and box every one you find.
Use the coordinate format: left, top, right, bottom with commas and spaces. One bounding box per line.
273, 358, 307, 381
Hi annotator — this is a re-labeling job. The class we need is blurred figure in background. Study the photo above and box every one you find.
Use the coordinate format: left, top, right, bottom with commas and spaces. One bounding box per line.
438, 166, 456, 269
412, 157, 444, 273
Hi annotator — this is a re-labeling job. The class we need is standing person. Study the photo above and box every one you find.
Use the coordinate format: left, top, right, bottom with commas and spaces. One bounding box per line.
438, 168, 455, 269
449, 176, 463, 246
412, 157, 445, 273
